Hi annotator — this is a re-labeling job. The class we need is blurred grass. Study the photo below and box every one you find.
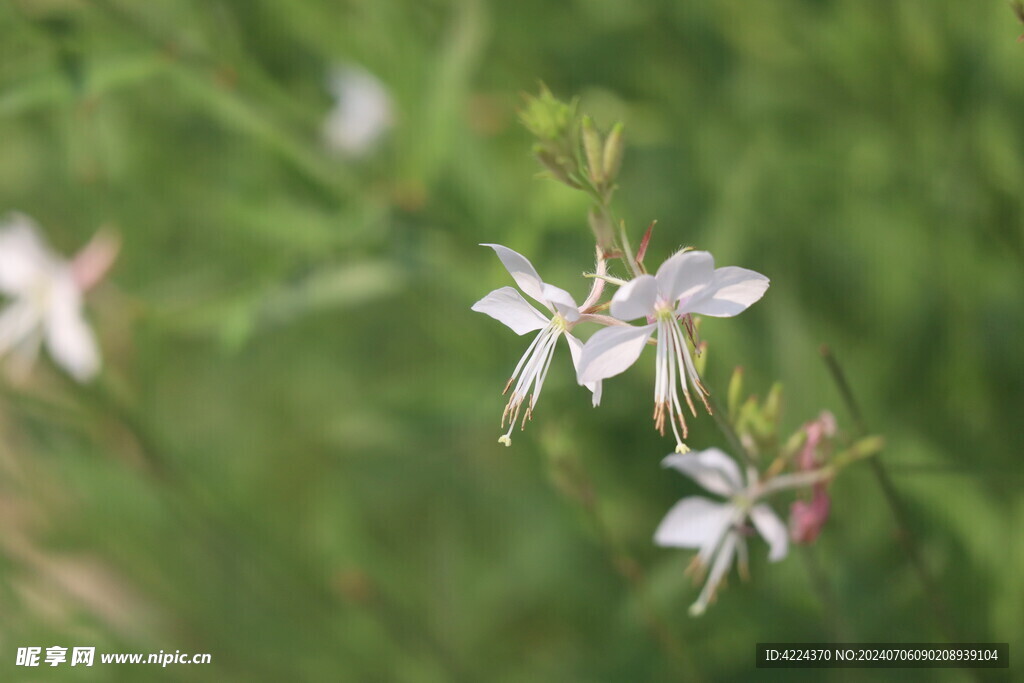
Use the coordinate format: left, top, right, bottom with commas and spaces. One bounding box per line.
0, 0, 1022, 681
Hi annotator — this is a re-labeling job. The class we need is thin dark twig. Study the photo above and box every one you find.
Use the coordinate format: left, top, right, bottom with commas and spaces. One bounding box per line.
819, 345, 960, 644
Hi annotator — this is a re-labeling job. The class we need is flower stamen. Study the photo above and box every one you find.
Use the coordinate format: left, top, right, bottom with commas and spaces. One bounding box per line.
497, 321, 565, 446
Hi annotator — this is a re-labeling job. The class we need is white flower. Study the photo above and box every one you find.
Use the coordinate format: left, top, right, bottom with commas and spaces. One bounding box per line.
472, 244, 604, 446
0, 214, 108, 382
576, 250, 768, 452
654, 448, 790, 616
323, 65, 394, 157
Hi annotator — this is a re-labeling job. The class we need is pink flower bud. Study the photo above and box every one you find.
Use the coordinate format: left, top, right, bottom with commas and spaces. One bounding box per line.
789, 485, 831, 544
797, 410, 837, 471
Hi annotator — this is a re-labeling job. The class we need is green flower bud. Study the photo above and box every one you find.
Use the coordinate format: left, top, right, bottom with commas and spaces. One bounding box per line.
833, 436, 885, 469
727, 366, 744, 423
581, 115, 605, 186
602, 122, 624, 182
535, 147, 580, 188
519, 86, 575, 141
763, 382, 783, 425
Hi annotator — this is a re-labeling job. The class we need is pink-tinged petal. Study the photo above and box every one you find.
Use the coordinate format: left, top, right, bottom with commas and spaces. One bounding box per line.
662, 448, 744, 497
565, 333, 602, 406
654, 250, 714, 303
750, 504, 789, 561
480, 243, 546, 303
684, 266, 769, 317
654, 496, 733, 548
542, 283, 580, 323
0, 214, 58, 295
471, 286, 549, 335
44, 275, 99, 382
609, 274, 658, 322
71, 229, 120, 292
575, 323, 655, 384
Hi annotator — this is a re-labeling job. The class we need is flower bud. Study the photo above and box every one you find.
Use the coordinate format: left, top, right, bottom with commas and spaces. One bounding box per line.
727, 366, 744, 423
763, 382, 783, 426
519, 85, 575, 141
581, 115, 604, 186
790, 486, 830, 545
602, 122, 624, 182
534, 147, 580, 189
832, 435, 884, 469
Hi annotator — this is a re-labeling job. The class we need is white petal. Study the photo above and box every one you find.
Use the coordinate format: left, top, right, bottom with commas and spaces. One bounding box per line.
750, 504, 789, 562
654, 250, 714, 303
323, 66, 393, 156
471, 286, 549, 335
609, 274, 658, 321
0, 214, 58, 295
541, 283, 580, 323
684, 266, 769, 318
661, 448, 744, 497
480, 243, 547, 303
0, 300, 42, 356
575, 323, 655, 384
565, 333, 601, 406
44, 275, 99, 382
654, 496, 733, 548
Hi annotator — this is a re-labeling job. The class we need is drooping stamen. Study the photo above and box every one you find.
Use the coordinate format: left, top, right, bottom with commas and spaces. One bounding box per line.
497, 320, 564, 445
668, 316, 710, 412
652, 309, 713, 453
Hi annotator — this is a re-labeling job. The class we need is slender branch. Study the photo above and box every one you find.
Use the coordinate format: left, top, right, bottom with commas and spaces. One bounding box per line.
542, 435, 703, 681
819, 345, 959, 644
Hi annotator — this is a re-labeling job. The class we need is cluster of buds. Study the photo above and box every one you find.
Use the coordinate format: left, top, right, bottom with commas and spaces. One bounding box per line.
473, 88, 881, 615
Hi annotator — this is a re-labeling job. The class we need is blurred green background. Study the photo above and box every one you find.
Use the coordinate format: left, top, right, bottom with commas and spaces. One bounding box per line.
0, 0, 1022, 680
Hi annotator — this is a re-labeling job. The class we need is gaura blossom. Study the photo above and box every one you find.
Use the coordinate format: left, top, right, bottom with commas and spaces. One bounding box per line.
0, 214, 117, 382
472, 244, 605, 446
655, 448, 826, 616
576, 250, 769, 452
323, 65, 394, 157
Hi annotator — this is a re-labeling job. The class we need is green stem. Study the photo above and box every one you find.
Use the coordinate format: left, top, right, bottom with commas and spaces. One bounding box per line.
819, 345, 960, 644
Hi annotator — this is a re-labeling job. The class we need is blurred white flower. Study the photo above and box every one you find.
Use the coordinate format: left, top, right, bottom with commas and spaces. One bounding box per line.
0, 214, 116, 382
472, 244, 604, 446
655, 448, 803, 616
576, 250, 769, 452
323, 65, 394, 157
